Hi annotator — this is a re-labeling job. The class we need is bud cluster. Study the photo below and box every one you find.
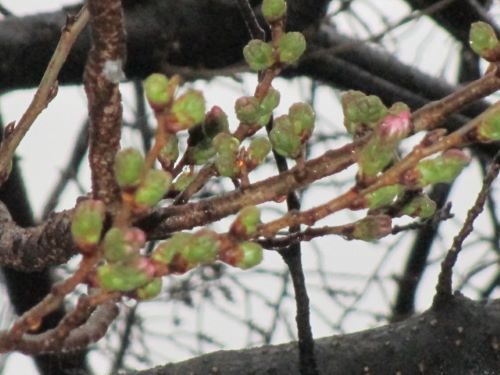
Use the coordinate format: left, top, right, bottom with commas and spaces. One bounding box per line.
269, 102, 316, 158
144, 73, 206, 132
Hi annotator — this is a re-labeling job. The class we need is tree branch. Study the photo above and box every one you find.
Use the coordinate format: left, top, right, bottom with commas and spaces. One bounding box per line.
130, 295, 500, 375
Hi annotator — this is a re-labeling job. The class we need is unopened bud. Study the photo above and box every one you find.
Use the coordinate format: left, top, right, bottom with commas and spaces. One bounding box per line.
231, 205, 261, 237
248, 137, 271, 166
184, 230, 219, 265
416, 149, 470, 186
134, 169, 172, 208
170, 90, 206, 130
289, 102, 315, 139
152, 232, 192, 265
365, 184, 404, 210
144, 73, 171, 109
351, 214, 392, 241
97, 257, 155, 292
269, 115, 302, 158
477, 106, 500, 142
114, 148, 145, 190
71, 200, 106, 251
136, 278, 163, 300
243, 40, 275, 71
262, 0, 287, 23
400, 195, 436, 219
236, 241, 263, 269
103, 227, 145, 262
469, 22, 500, 61
235, 96, 261, 124
278, 32, 306, 64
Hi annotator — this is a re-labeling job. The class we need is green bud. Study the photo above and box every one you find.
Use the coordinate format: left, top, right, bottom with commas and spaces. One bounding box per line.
269, 115, 302, 158
278, 32, 306, 64
365, 184, 404, 209
213, 133, 240, 155
342, 91, 388, 134
103, 227, 145, 262
289, 102, 315, 138
231, 205, 261, 237
351, 215, 392, 241
262, 0, 287, 23
243, 40, 274, 71
189, 140, 217, 165
469, 22, 499, 60
173, 170, 195, 192
134, 169, 172, 208
114, 148, 145, 190
477, 106, 500, 142
356, 137, 395, 178
184, 230, 219, 265
71, 200, 106, 251
416, 149, 470, 186
236, 241, 263, 269
97, 258, 155, 292
248, 137, 271, 166
203, 106, 229, 138
260, 87, 281, 114
144, 73, 171, 109
152, 232, 192, 265
171, 90, 206, 129
235, 96, 261, 124
401, 195, 436, 219
215, 153, 240, 178
136, 278, 163, 300
158, 135, 179, 167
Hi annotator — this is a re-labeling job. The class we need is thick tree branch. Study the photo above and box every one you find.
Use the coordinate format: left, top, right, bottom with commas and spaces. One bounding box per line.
131, 295, 500, 374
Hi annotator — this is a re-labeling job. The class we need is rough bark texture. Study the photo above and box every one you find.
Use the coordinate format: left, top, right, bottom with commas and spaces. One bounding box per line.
131, 295, 500, 375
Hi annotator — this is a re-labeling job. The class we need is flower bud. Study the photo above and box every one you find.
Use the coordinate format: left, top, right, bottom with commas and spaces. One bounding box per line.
342, 91, 387, 134
203, 106, 229, 138
152, 232, 192, 265
215, 154, 240, 178
133, 169, 172, 208
278, 32, 306, 64
243, 40, 274, 71
365, 184, 404, 210
136, 278, 163, 300
97, 257, 155, 292
173, 170, 195, 192
269, 115, 301, 158
184, 230, 219, 265
248, 137, 271, 166
262, 0, 287, 23
170, 90, 206, 130
189, 140, 217, 165
143, 73, 171, 109
351, 215, 392, 241
231, 205, 261, 237
469, 22, 500, 61
235, 96, 261, 124
416, 149, 470, 186
236, 241, 263, 269
400, 195, 436, 219
260, 87, 281, 115
289, 102, 315, 139
158, 134, 179, 169
213, 133, 240, 155
356, 137, 395, 178
477, 106, 500, 142
71, 200, 106, 251
103, 227, 145, 262
377, 103, 411, 143
114, 148, 145, 190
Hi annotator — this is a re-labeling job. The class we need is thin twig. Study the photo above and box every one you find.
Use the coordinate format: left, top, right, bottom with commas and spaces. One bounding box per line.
434, 151, 500, 307
0, 5, 89, 185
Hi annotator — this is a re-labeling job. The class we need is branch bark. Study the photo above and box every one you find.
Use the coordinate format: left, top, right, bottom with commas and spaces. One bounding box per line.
130, 295, 500, 374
